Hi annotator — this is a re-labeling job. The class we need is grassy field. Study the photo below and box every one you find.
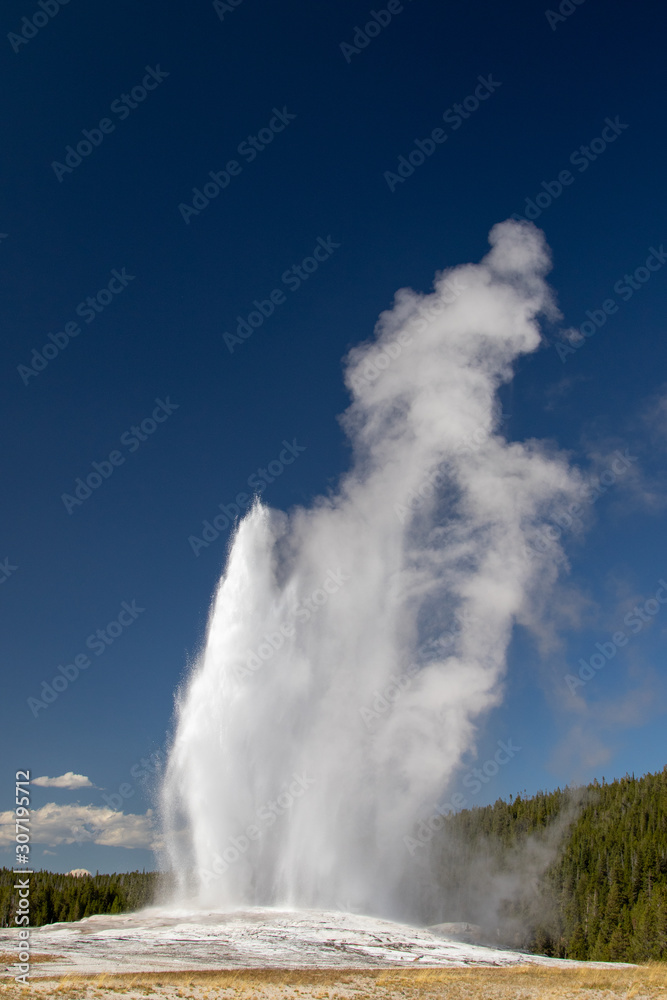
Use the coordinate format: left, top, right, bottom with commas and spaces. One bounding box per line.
1, 962, 666, 999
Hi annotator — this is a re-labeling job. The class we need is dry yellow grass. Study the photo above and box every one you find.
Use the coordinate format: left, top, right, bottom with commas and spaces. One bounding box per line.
0, 952, 57, 965
0, 963, 666, 999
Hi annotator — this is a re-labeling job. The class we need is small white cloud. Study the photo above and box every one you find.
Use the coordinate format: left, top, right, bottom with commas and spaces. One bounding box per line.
31, 772, 94, 790
43, 849, 57, 856
0, 803, 160, 850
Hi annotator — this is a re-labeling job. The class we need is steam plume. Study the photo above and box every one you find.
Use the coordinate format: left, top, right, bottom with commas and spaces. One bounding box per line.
161, 221, 581, 917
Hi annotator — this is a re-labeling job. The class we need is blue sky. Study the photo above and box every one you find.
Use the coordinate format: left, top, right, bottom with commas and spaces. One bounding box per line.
1, 0, 666, 875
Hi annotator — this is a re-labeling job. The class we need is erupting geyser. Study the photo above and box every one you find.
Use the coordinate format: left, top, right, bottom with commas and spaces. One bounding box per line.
161, 221, 581, 919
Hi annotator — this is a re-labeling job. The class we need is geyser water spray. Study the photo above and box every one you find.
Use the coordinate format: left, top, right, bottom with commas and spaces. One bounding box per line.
161, 221, 582, 917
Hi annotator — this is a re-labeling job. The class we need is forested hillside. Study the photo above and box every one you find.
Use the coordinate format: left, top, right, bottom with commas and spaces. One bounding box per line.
428, 767, 667, 962
0, 869, 160, 927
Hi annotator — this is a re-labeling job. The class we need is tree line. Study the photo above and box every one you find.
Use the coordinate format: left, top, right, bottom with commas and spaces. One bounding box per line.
426, 767, 667, 962
0, 869, 160, 927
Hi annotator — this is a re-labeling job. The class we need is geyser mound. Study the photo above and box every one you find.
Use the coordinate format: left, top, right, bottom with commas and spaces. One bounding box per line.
161, 221, 581, 918
6, 907, 592, 973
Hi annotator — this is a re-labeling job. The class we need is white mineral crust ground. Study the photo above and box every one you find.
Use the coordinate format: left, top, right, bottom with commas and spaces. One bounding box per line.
0, 908, 624, 976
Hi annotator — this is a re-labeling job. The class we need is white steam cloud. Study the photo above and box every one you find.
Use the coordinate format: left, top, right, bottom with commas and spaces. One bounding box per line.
160, 220, 582, 918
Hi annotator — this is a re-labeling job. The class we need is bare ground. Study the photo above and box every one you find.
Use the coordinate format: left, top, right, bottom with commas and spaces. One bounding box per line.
1, 962, 666, 999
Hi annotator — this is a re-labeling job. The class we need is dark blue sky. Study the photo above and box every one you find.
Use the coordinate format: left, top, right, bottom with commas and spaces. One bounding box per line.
1, 0, 666, 874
